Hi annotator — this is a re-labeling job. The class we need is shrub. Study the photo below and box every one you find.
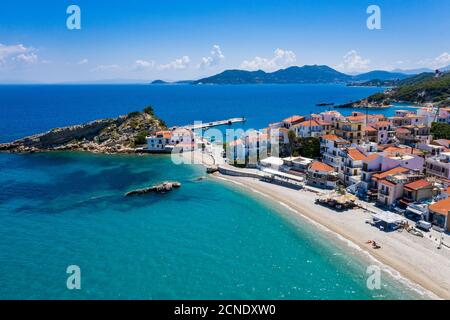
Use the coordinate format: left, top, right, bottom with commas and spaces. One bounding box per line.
134, 130, 148, 146
143, 106, 154, 115
127, 111, 141, 118
431, 122, 450, 140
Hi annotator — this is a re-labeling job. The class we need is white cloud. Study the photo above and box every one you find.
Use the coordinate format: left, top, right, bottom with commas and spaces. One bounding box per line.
0, 43, 37, 67
199, 45, 225, 69
415, 52, 450, 70
91, 64, 121, 72
158, 56, 190, 70
133, 59, 155, 71
14, 53, 38, 65
240, 48, 296, 71
336, 50, 370, 73
78, 58, 89, 65
434, 52, 450, 68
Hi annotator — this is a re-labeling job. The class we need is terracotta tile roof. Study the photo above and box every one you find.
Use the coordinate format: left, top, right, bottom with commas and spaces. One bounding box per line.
429, 198, 450, 216
404, 179, 432, 191
347, 148, 367, 161
383, 146, 423, 156
309, 161, 334, 172
155, 131, 172, 139
283, 115, 305, 123
294, 120, 321, 127
372, 166, 409, 180
396, 128, 410, 134
364, 125, 377, 132
374, 121, 391, 127
346, 115, 366, 122
322, 134, 340, 141
317, 119, 332, 125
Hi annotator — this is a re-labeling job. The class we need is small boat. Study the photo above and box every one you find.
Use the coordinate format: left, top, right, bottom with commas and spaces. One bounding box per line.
316, 102, 335, 107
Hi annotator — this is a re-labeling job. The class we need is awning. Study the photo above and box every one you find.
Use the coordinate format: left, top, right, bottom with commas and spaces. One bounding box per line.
262, 168, 304, 182
372, 212, 405, 225
406, 207, 425, 215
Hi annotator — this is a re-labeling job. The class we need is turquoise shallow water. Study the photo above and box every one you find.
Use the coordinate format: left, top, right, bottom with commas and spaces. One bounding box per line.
0, 152, 420, 299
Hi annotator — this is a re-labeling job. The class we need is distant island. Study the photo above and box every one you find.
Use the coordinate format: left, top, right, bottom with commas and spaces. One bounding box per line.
151, 65, 416, 85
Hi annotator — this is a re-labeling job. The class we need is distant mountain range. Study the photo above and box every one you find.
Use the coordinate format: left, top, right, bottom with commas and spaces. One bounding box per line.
152, 65, 428, 85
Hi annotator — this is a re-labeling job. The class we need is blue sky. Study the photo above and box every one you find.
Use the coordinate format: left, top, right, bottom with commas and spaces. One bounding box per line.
0, 0, 449, 83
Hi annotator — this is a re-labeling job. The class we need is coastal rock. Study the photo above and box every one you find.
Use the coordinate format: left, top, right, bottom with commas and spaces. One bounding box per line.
0, 108, 167, 154
125, 181, 181, 196
206, 165, 219, 174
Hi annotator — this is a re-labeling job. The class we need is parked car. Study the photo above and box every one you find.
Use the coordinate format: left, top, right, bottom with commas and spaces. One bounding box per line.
416, 220, 432, 232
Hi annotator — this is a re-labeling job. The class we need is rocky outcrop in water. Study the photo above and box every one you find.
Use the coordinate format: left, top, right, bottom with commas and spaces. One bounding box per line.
0, 107, 167, 154
125, 181, 181, 196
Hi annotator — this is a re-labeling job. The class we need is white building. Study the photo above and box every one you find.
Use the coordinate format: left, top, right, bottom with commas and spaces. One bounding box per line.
320, 134, 351, 172
426, 152, 450, 180
146, 131, 172, 152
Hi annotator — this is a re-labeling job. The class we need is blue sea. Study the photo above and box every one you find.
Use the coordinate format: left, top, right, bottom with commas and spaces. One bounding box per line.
0, 84, 422, 299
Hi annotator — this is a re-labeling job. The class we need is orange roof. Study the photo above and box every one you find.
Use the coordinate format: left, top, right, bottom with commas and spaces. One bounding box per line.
372, 167, 409, 180
294, 120, 321, 127
346, 115, 366, 122
155, 130, 172, 139
283, 115, 304, 123
322, 134, 340, 141
374, 121, 391, 127
309, 161, 334, 172
404, 179, 432, 191
396, 128, 410, 134
364, 125, 377, 132
347, 148, 367, 161
429, 198, 450, 216
317, 120, 332, 126
383, 146, 423, 156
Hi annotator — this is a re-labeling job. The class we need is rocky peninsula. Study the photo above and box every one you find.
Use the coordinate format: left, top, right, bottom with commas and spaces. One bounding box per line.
0, 106, 167, 154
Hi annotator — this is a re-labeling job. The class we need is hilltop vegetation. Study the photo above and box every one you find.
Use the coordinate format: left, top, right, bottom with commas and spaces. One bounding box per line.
369, 72, 450, 103
394, 72, 450, 102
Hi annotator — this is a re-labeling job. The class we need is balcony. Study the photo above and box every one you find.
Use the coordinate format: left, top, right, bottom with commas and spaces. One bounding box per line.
379, 189, 390, 196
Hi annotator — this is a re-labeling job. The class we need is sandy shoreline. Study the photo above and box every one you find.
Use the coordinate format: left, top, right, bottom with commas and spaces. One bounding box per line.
211, 173, 450, 300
